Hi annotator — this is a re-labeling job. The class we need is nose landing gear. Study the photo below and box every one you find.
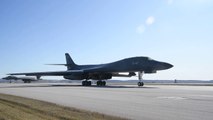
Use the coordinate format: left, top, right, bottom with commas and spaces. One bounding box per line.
138, 71, 144, 87
137, 81, 144, 86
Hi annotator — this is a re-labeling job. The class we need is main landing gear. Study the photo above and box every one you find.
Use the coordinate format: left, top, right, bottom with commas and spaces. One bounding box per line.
82, 80, 92, 86
82, 80, 106, 86
138, 71, 144, 87
23, 80, 31, 83
96, 80, 106, 86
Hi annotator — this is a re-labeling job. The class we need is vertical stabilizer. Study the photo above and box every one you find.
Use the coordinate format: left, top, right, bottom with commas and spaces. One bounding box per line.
65, 53, 77, 70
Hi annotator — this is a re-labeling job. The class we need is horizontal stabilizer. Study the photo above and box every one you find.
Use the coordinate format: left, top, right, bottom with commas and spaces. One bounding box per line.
45, 64, 68, 66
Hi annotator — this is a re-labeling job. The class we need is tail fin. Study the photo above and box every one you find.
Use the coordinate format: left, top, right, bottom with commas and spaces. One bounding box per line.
65, 53, 77, 70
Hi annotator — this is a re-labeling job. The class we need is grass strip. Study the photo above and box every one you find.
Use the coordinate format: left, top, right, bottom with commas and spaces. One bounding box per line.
0, 93, 127, 120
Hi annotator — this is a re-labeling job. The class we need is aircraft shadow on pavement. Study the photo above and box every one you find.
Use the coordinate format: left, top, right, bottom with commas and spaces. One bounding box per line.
89, 85, 157, 89
0, 84, 158, 89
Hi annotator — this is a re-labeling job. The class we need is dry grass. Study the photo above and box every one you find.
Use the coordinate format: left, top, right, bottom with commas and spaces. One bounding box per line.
0, 93, 127, 120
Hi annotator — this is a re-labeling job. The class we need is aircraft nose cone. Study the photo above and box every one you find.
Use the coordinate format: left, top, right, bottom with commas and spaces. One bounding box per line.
164, 63, 173, 69
156, 62, 173, 70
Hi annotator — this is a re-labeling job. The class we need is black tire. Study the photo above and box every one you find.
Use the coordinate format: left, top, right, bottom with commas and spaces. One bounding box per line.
97, 81, 100, 86
141, 82, 144, 86
88, 81, 92, 86
82, 81, 85, 86
137, 82, 141, 86
138, 82, 144, 86
102, 81, 106, 86
100, 81, 103, 86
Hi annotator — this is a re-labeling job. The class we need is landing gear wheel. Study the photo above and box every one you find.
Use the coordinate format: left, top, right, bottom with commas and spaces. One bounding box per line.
138, 71, 144, 87
138, 82, 144, 86
97, 81, 106, 86
88, 81, 92, 86
82, 81, 85, 86
102, 81, 106, 86
82, 81, 92, 86
97, 81, 100, 86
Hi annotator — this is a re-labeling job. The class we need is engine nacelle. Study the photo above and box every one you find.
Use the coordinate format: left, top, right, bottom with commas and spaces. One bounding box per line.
64, 75, 86, 80
64, 73, 112, 80
144, 70, 157, 73
90, 73, 112, 80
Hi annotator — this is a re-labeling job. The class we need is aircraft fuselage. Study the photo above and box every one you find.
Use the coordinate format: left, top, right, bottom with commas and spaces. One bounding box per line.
64, 57, 173, 80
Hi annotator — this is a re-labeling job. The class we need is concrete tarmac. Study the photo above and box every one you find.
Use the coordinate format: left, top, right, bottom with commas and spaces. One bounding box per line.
0, 83, 213, 120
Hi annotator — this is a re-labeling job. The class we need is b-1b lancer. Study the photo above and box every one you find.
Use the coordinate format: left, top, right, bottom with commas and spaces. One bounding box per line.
9, 53, 173, 86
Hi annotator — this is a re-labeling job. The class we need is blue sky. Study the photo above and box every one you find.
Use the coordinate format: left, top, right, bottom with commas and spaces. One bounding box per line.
0, 0, 213, 80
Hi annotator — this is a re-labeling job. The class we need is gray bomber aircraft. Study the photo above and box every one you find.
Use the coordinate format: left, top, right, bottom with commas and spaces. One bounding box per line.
9, 53, 173, 86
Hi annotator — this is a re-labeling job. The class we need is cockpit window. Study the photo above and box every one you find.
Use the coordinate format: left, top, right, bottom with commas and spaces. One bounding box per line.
148, 57, 153, 60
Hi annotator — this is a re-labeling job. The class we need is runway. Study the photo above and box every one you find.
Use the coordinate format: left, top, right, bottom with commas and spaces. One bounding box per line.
0, 83, 213, 120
